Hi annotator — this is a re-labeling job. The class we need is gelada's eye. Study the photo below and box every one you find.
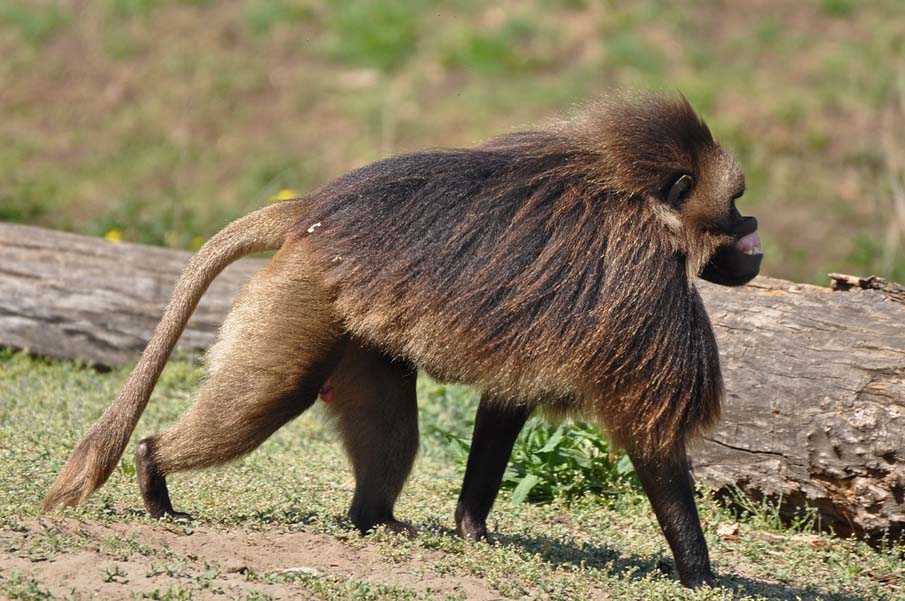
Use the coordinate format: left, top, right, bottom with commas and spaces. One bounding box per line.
667, 174, 694, 207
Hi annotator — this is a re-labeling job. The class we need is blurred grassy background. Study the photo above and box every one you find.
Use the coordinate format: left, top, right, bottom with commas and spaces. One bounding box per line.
1, 0, 904, 284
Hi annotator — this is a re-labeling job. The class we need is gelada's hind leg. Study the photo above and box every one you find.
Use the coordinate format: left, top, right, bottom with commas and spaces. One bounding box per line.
324, 342, 418, 535
136, 240, 344, 519
455, 396, 531, 540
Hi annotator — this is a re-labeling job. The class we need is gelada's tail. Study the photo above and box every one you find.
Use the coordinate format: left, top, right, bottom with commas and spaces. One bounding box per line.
43, 199, 308, 511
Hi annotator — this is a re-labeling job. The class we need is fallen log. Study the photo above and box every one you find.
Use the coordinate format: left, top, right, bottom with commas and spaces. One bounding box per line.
695, 277, 905, 541
1, 222, 903, 541
0, 223, 265, 367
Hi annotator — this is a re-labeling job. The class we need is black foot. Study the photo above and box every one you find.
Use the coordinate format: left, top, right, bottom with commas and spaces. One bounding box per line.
161, 510, 194, 522
135, 439, 192, 520
380, 520, 417, 538
680, 568, 717, 589
350, 507, 416, 538
454, 508, 488, 541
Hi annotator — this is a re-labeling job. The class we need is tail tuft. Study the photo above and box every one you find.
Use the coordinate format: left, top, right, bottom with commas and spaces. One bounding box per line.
43, 432, 121, 511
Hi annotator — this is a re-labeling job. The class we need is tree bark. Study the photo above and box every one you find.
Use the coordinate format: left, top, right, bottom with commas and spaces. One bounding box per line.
0, 222, 265, 367
695, 278, 905, 541
1, 222, 903, 540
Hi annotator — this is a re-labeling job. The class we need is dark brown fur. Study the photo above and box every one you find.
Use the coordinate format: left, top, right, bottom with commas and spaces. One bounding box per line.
304, 93, 728, 458
45, 93, 758, 588
325, 342, 419, 535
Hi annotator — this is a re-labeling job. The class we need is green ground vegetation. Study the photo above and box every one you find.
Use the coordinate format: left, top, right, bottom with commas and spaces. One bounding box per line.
2, 4, 905, 596
0, 351, 902, 599
0, 1, 904, 283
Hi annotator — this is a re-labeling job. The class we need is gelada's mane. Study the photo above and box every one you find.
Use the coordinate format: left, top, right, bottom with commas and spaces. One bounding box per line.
306, 93, 722, 456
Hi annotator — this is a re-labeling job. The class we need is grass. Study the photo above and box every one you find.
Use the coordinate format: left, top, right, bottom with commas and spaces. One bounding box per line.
1, 350, 903, 599
323, 1, 422, 72
441, 15, 559, 76
0, 3, 68, 47
0, 1, 905, 284
243, 0, 313, 36
1, 2, 905, 596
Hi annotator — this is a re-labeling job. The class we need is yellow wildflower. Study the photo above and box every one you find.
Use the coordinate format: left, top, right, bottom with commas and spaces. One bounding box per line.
271, 188, 300, 202
104, 229, 123, 242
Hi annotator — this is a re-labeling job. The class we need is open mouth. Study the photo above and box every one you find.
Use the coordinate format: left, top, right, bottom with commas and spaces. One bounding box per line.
699, 226, 764, 286
735, 231, 762, 256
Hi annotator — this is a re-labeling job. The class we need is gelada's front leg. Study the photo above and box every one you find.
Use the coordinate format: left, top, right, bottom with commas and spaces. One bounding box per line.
629, 446, 716, 588
455, 396, 531, 540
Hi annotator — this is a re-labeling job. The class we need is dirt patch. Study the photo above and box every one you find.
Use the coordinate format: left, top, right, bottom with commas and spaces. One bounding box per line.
1, 518, 499, 599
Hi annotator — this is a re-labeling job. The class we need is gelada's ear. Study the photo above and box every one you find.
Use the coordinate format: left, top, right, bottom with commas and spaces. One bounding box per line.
667, 174, 694, 207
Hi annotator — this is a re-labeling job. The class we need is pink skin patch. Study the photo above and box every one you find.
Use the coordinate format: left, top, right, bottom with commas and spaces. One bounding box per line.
319, 379, 335, 403
735, 231, 762, 254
